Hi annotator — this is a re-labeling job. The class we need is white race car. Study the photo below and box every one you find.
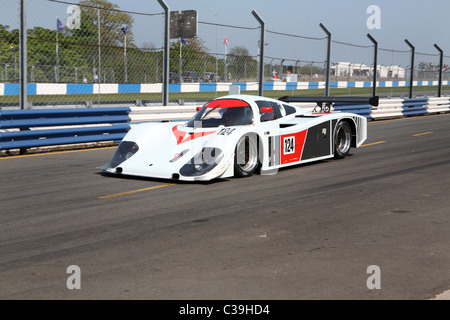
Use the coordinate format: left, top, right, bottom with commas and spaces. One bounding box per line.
102, 94, 378, 181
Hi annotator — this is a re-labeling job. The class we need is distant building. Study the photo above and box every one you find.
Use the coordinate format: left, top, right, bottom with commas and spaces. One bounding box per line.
331, 62, 405, 78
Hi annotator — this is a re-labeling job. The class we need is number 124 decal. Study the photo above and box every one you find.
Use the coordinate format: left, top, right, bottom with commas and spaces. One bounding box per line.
284, 136, 295, 154
280, 130, 307, 165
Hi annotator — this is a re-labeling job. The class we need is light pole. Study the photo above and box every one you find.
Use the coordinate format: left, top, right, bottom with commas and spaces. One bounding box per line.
121, 25, 130, 83
10, 46, 18, 80
5, 64, 9, 82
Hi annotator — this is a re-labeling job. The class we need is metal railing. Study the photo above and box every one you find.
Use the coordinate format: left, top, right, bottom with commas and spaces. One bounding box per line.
2, 97, 449, 153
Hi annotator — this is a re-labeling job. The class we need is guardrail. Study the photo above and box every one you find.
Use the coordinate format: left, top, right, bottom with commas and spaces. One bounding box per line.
332, 97, 450, 120
1, 97, 449, 152
0, 107, 131, 151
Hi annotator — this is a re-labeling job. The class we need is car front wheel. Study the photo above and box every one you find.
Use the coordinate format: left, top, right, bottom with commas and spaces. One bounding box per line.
234, 134, 259, 177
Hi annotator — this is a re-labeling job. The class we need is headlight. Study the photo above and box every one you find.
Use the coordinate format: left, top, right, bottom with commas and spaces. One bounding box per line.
108, 141, 139, 168
180, 147, 224, 177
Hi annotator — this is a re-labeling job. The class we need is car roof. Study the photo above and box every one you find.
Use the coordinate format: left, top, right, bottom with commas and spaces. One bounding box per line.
213, 95, 305, 116
215, 94, 283, 105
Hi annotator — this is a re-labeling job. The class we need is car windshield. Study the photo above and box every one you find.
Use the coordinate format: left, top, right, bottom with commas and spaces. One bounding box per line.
186, 99, 254, 128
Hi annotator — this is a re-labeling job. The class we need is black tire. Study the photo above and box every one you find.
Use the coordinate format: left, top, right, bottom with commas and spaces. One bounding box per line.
234, 134, 259, 177
334, 121, 352, 159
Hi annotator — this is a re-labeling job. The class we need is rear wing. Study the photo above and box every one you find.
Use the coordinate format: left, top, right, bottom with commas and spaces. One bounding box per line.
278, 96, 379, 113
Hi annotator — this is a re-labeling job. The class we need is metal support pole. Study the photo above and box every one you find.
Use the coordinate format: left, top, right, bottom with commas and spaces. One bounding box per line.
56, 19, 59, 83
19, 0, 28, 109
179, 37, 183, 83
157, 0, 169, 106
319, 23, 331, 97
367, 33, 378, 97
252, 10, 265, 96
434, 44, 443, 97
97, 5, 101, 106
405, 39, 415, 99
124, 33, 127, 83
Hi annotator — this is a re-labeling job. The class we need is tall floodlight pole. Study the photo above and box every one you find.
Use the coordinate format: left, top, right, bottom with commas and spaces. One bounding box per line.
157, 0, 169, 106
434, 44, 443, 97
405, 39, 415, 99
319, 23, 331, 97
367, 33, 378, 97
252, 10, 265, 96
19, 0, 28, 109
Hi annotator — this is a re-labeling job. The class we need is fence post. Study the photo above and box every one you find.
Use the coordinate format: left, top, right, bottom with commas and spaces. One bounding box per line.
252, 10, 265, 97
367, 33, 378, 98
405, 39, 415, 99
319, 23, 331, 97
434, 44, 443, 97
157, 0, 169, 106
19, 0, 28, 110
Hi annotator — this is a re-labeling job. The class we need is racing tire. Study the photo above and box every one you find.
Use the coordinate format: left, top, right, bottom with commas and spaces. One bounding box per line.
234, 134, 259, 177
334, 121, 352, 159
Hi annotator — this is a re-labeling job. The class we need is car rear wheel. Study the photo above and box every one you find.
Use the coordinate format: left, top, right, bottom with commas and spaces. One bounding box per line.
334, 121, 352, 159
234, 134, 259, 177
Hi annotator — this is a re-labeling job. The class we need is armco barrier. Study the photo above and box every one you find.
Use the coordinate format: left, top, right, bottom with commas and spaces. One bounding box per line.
0, 107, 131, 150
332, 97, 450, 120
1, 97, 450, 152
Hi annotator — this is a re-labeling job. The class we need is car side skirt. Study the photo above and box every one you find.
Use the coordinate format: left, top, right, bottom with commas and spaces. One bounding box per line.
265, 118, 362, 170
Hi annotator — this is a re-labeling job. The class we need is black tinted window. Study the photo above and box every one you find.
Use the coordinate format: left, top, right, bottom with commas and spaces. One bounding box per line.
255, 101, 283, 121
283, 104, 297, 115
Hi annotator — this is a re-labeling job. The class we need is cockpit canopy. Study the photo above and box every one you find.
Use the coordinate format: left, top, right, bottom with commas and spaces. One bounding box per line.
186, 99, 254, 128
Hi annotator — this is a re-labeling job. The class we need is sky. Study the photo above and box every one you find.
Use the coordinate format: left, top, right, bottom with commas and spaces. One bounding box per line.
114, 0, 450, 52
2, 0, 450, 67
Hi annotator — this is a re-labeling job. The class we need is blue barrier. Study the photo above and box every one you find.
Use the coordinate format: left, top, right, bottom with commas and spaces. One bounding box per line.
333, 98, 436, 119
401, 98, 429, 116
333, 103, 373, 119
0, 107, 131, 151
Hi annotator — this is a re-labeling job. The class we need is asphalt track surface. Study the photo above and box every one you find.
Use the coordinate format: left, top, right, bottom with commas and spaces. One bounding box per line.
0, 114, 449, 300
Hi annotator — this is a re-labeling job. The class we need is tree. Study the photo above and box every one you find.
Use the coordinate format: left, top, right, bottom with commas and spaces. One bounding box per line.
77, 0, 135, 47
169, 37, 210, 75
227, 46, 257, 81
73, 0, 135, 82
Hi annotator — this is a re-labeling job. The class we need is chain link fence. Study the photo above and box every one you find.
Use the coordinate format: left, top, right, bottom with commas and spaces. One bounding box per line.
0, 0, 20, 106
1, 0, 164, 108
1, 0, 449, 109
330, 40, 374, 96
444, 55, 450, 95
264, 29, 327, 97
172, 20, 260, 102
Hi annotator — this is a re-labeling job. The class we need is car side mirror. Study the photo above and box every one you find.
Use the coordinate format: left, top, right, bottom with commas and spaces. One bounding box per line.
196, 106, 202, 112
260, 107, 273, 113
